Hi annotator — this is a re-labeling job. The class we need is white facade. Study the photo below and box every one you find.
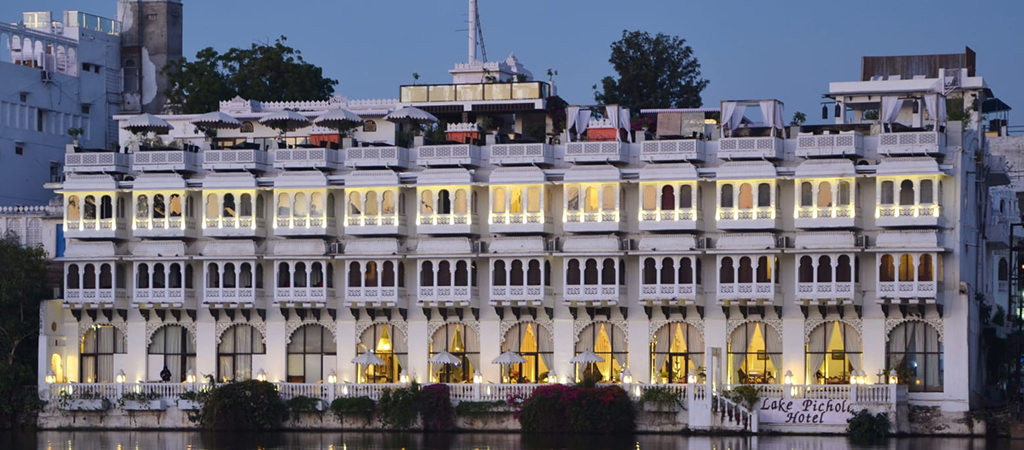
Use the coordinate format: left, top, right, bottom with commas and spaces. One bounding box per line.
38, 65, 1015, 423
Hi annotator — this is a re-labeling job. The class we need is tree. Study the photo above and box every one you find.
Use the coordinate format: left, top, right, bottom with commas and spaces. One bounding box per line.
0, 235, 48, 428
594, 30, 708, 112
790, 111, 807, 127
165, 36, 338, 114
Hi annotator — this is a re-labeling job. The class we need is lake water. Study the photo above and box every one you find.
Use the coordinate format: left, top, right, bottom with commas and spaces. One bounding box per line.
0, 431, 1018, 450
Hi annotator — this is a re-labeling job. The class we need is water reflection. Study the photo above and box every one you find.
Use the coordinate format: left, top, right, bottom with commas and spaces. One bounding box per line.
1, 431, 1013, 450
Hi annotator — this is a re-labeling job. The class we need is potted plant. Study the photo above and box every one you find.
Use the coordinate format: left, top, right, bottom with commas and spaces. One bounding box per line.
177, 390, 205, 411
119, 391, 166, 411
659, 370, 670, 385
68, 127, 84, 147
60, 390, 111, 411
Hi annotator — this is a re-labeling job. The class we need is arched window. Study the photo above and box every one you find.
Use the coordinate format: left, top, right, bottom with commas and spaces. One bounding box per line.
278, 193, 291, 218
287, 324, 336, 383
661, 258, 675, 284
566, 259, 580, 285
642, 185, 656, 211
348, 262, 362, 288
136, 195, 150, 219
136, 263, 150, 289
348, 192, 361, 215
493, 188, 507, 213
583, 259, 598, 285
680, 258, 694, 285
149, 325, 196, 382
362, 120, 377, 132
420, 261, 434, 287
807, 322, 862, 385
420, 190, 434, 214
527, 260, 541, 286
880, 181, 895, 205
574, 322, 627, 383
585, 187, 599, 213
680, 185, 693, 209
817, 182, 832, 207
918, 254, 934, 282
84, 195, 96, 220
436, 190, 451, 215
879, 255, 895, 282
493, 260, 507, 286
799, 256, 813, 283
839, 181, 852, 206
898, 254, 914, 282
757, 183, 772, 208
153, 194, 166, 219
169, 194, 182, 217
454, 189, 467, 214
817, 256, 832, 282
800, 182, 813, 207
100, 196, 113, 219
437, 261, 452, 287
510, 260, 524, 286
738, 184, 753, 209
454, 261, 468, 286
899, 180, 915, 206
67, 264, 80, 289
430, 323, 480, 383
152, 263, 166, 289
67, 195, 80, 220
366, 191, 379, 215
308, 262, 322, 288
240, 193, 253, 217
738, 257, 753, 283
240, 121, 254, 133
651, 322, 704, 384
185, 264, 194, 289
527, 187, 541, 213
602, 259, 617, 285
278, 262, 291, 288
642, 258, 657, 285
223, 194, 236, 218
999, 258, 1009, 282
382, 191, 394, 215
218, 325, 266, 381
223, 263, 236, 288
602, 185, 616, 211
169, 263, 182, 288
363, 261, 378, 288
379, 261, 393, 287
502, 322, 553, 383
83, 264, 96, 289
294, 262, 308, 288
920, 179, 934, 204
728, 322, 782, 384
510, 188, 522, 214
756, 256, 773, 283
357, 324, 407, 383
887, 322, 943, 392
207, 263, 220, 288
720, 258, 735, 284
544, 260, 552, 286
837, 255, 852, 283
80, 325, 126, 383
566, 187, 579, 212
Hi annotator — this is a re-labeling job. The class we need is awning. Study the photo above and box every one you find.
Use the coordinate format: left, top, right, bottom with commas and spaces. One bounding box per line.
875, 157, 943, 177
133, 173, 188, 191
345, 169, 400, 188
201, 172, 259, 190
343, 238, 401, 257
488, 166, 546, 185
197, 240, 259, 258
638, 163, 699, 182
488, 236, 546, 254
563, 165, 621, 183
560, 236, 621, 255
273, 171, 329, 189
62, 174, 119, 191
793, 159, 857, 179
715, 161, 778, 180
131, 240, 189, 258
417, 168, 473, 186
269, 239, 327, 257
414, 237, 474, 256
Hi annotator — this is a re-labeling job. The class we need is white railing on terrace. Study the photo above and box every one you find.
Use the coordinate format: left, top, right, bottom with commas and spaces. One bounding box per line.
204, 217, 265, 230
564, 285, 625, 304
640, 283, 699, 302
417, 213, 475, 227
133, 150, 200, 172
490, 143, 554, 165
564, 141, 629, 163
736, 383, 895, 404
717, 282, 778, 301
276, 216, 336, 230
135, 217, 197, 232
717, 207, 776, 221
275, 287, 333, 305
876, 204, 940, 220
641, 139, 707, 162
417, 144, 482, 167
490, 211, 547, 226
345, 286, 403, 307
66, 218, 128, 232
564, 210, 619, 224
795, 132, 864, 158
490, 285, 548, 306
134, 287, 194, 305
712, 392, 758, 432
0, 204, 62, 215
796, 281, 856, 301
639, 209, 698, 222
878, 281, 937, 299
794, 206, 856, 220
878, 131, 946, 156
346, 214, 400, 227
203, 287, 263, 305
65, 288, 126, 304
346, 146, 410, 169
274, 147, 343, 169
418, 286, 473, 306
718, 137, 784, 160
203, 149, 271, 171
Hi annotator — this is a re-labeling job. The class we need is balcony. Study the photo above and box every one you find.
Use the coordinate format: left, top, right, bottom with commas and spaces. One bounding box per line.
132, 150, 200, 173
273, 147, 344, 171
64, 151, 130, 174
345, 213, 406, 236
345, 286, 406, 308
417, 212, 478, 235
489, 285, 553, 307
400, 81, 550, 103
345, 146, 411, 170
640, 283, 701, 306
877, 281, 938, 301
134, 216, 199, 239
796, 282, 857, 304
875, 204, 941, 228
490, 143, 555, 166
202, 217, 268, 238
203, 287, 264, 309
417, 285, 476, 308
133, 287, 196, 308
64, 287, 127, 308
563, 210, 625, 234
795, 132, 864, 158
65, 218, 130, 240
794, 206, 857, 229
718, 137, 784, 160
716, 207, 778, 230
417, 144, 483, 168
640, 139, 707, 163
274, 286, 335, 309
274, 216, 338, 237
202, 149, 271, 172
877, 131, 946, 157
564, 285, 626, 306
564, 141, 629, 164
638, 209, 699, 232
489, 211, 552, 234
716, 282, 780, 305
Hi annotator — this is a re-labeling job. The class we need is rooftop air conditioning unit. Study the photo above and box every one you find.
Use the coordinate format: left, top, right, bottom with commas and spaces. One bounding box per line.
776, 236, 793, 249
472, 241, 486, 254
696, 237, 712, 250
620, 239, 636, 251
41, 70, 52, 83
856, 236, 869, 248
329, 242, 342, 254
545, 238, 559, 252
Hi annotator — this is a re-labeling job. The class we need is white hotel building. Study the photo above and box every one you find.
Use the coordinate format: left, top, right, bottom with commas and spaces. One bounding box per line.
37, 47, 1016, 427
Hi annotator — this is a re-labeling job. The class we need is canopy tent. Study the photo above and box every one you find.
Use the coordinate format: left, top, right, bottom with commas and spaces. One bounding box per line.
351, 352, 387, 366
385, 106, 439, 124
569, 350, 606, 365
492, 351, 528, 365
314, 108, 364, 130
190, 111, 243, 130
429, 351, 462, 366
122, 113, 174, 134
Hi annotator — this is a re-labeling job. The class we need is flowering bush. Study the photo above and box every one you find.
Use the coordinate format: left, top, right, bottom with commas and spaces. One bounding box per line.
517, 384, 635, 434
419, 384, 455, 432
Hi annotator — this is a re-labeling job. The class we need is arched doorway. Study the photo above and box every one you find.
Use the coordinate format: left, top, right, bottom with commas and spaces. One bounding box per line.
429, 323, 479, 383
357, 323, 408, 383
501, 322, 553, 383
650, 322, 704, 384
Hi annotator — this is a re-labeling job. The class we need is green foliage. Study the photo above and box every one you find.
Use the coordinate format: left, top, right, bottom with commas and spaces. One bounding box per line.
118, 391, 161, 409
847, 409, 891, 443
419, 384, 455, 432
723, 385, 761, 410
455, 400, 506, 416
330, 396, 375, 421
946, 95, 976, 127
0, 237, 48, 428
518, 384, 635, 434
545, 96, 568, 134
67, 127, 85, 138
286, 395, 322, 413
426, 122, 448, 144
576, 369, 600, 388
377, 382, 421, 429
790, 111, 807, 127
594, 30, 708, 112
164, 36, 338, 114
638, 386, 681, 408
198, 380, 289, 430
864, 110, 880, 120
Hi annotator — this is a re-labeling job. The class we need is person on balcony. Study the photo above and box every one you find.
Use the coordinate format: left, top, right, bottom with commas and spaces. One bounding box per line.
160, 366, 171, 382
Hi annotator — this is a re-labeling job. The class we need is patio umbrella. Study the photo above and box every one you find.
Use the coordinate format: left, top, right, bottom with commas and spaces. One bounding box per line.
429, 351, 462, 366
190, 111, 242, 130
569, 351, 605, 365
122, 113, 173, 134
314, 108, 364, 130
259, 110, 311, 137
385, 106, 439, 125
492, 351, 528, 366
351, 352, 387, 366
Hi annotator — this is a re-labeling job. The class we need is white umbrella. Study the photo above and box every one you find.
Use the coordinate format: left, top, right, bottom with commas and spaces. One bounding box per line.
122, 113, 174, 134
492, 351, 528, 366
259, 110, 311, 133
385, 106, 439, 125
314, 108, 364, 129
190, 111, 242, 130
429, 351, 462, 366
569, 351, 605, 365
351, 352, 387, 366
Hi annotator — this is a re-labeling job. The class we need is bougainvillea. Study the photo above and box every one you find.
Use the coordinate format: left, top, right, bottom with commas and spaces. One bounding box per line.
516, 384, 635, 434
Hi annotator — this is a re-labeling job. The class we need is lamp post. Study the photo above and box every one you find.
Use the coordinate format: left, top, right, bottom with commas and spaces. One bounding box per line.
399, 370, 410, 384
327, 369, 337, 400
256, 368, 267, 382
889, 370, 899, 385
687, 370, 697, 385
546, 371, 557, 384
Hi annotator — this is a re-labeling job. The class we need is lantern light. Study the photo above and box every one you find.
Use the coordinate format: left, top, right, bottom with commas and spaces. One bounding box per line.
473, 370, 483, 384
45, 370, 56, 384
687, 370, 697, 385
546, 372, 558, 384
115, 370, 126, 384
622, 368, 634, 385
256, 368, 267, 382
889, 370, 898, 385
186, 369, 196, 384
327, 369, 338, 384
399, 370, 410, 384
784, 370, 794, 385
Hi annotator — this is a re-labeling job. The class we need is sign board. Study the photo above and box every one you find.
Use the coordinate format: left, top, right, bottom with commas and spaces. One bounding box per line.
758, 398, 855, 425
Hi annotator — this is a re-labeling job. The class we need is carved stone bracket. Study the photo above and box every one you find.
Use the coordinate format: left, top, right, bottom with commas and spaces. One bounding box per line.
79, 321, 128, 345
885, 317, 944, 342
648, 319, 706, 342
427, 318, 481, 340
145, 320, 198, 347
498, 319, 555, 347
354, 318, 409, 343
284, 317, 339, 345
572, 318, 629, 344
215, 321, 267, 345
803, 318, 863, 343
725, 318, 783, 344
